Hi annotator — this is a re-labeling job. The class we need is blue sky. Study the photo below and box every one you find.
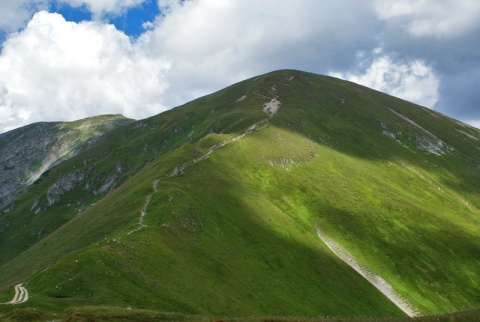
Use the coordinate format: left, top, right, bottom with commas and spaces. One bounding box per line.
0, 0, 479, 133
109, 1, 160, 37
50, 2, 91, 24
49, 0, 160, 37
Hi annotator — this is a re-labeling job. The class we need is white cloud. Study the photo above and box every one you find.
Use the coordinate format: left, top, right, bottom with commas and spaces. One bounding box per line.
140, 0, 378, 106
0, 0, 148, 32
374, 0, 480, 38
0, 11, 170, 133
157, 0, 183, 15
331, 53, 439, 108
0, 1, 381, 133
1, 0, 479, 132
59, 0, 148, 20
0, 0, 48, 31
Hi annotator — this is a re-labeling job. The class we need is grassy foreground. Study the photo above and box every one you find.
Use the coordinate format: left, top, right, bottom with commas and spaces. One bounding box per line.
1, 306, 479, 322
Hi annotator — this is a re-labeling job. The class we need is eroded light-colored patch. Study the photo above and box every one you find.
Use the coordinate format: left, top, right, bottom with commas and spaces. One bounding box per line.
236, 95, 247, 102
263, 98, 281, 117
456, 129, 478, 141
388, 108, 454, 155
316, 227, 419, 317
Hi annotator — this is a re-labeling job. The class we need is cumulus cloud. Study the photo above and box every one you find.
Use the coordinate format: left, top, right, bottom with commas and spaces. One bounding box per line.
0, 0, 149, 32
141, 0, 378, 106
59, 0, 148, 20
374, 0, 480, 38
331, 52, 439, 108
0, 11, 170, 133
1, 0, 479, 132
0, 0, 48, 31
0, 0, 386, 132
373, 0, 480, 126
157, 0, 183, 15
374, 0, 480, 76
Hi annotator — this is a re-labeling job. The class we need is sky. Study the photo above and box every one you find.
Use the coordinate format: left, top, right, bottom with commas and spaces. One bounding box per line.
0, 0, 479, 133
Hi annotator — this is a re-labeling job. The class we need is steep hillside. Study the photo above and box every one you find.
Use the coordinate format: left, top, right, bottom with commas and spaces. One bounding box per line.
0, 115, 135, 265
0, 114, 133, 210
0, 70, 479, 319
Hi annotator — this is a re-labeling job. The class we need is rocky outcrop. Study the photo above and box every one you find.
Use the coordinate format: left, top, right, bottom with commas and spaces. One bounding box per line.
94, 164, 123, 195
0, 115, 132, 211
47, 170, 88, 206
30, 163, 124, 215
0, 122, 61, 210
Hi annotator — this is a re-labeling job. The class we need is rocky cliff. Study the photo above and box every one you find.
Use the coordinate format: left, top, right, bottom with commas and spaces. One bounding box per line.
0, 114, 132, 211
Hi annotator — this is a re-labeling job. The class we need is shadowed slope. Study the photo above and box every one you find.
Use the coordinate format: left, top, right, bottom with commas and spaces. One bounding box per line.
0, 70, 479, 318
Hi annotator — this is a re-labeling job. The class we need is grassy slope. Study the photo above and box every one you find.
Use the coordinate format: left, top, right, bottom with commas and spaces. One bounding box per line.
0, 70, 479, 317
0, 82, 265, 267
0, 68, 270, 270
0, 132, 403, 318
0, 114, 135, 265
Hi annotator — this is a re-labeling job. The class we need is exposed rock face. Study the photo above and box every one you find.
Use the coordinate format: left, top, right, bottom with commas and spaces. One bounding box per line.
47, 170, 88, 206
94, 164, 123, 195
0, 115, 132, 210
0, 122, 62, 210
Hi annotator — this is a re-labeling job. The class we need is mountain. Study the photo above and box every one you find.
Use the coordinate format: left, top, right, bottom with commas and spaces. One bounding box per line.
0, 115, 134, 265
0, 114, 133, 210
0, 70, 479, 320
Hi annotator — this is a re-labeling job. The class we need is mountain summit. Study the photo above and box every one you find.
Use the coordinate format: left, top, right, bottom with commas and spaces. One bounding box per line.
1, 70, 479, 319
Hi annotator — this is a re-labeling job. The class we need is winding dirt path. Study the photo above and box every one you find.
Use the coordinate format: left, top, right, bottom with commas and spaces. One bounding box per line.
316, 227, 419, 317
1, 283, 28, 305
127, 84, 285, 236
127, 179, 160, 235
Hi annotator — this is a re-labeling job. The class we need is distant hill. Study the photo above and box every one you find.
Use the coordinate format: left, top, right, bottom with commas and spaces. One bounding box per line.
0, 70, 479, 320
0, 114, 133, 209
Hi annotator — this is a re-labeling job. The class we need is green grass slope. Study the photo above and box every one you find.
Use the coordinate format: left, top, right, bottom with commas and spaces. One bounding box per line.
0, 75, 270, 268
1, 70, 479, 318
0, 114, 135, 265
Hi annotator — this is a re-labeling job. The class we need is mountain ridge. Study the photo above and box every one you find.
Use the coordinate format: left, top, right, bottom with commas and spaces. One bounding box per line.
0, 70, 479, 319
0, 114, 133, 210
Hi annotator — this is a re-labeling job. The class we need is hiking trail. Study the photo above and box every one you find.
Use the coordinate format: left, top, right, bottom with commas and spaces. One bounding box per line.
127, 83, 285, 236
1, 283, 28, 305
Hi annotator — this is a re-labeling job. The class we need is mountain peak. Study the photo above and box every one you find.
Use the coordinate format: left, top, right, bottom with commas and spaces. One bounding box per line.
1, 71, 479, 320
